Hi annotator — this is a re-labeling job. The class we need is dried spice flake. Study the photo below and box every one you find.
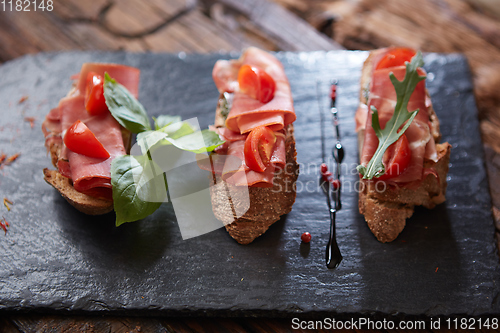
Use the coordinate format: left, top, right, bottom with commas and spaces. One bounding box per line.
1, 153, 20, 168
4, 198, 13, 211
0, 217, 9, 235
7, 153, 20, 162
18, 96, 28, 104
24, 117, 36, 128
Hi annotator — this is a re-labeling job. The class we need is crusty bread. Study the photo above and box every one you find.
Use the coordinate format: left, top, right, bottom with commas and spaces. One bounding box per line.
43, 115, 131, 215
43, 168, 114, 215
209, 97, 299, 244
358, 49, 451, 242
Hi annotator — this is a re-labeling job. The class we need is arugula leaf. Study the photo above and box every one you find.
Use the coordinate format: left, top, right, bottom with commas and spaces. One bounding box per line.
103, 73, 151, 134
111, 155, 166, 226
357, 51, 426, 179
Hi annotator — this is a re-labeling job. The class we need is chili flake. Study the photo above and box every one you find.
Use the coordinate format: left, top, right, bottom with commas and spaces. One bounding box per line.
7, 153, 20, 162
0, 153, 21, 169
0, 217, 9, 235
3, 198, 13, 211
24, 117, 36, 128
18, 96, 28, 104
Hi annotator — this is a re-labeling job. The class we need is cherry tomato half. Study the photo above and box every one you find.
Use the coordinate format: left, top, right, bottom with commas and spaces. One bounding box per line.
238, 65, 276, 103
375, 48, 416, 70
376, 133, 411, 180
85, 72, 108, 116
64, 120, 110, 159
244, 126, 276, 172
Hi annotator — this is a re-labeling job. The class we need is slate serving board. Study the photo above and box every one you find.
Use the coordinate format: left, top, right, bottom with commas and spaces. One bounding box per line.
0, 51, 498, 318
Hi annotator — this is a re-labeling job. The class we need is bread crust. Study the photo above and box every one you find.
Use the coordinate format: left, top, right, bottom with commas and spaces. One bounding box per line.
43, 168, 114, 215
358, 48, 451, 242
209, 95, 298, 244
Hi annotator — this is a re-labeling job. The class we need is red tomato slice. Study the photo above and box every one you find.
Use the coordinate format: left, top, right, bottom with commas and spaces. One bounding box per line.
64, 120, 110, 159
244, 126, 276, 172
85, 72, 108, 116
376, 134, 411, 180
375, 48, 416, 70
238, 65, 276, 103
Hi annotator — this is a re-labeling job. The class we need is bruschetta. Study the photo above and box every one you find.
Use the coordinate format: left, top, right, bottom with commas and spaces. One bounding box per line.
356, 47, 451, 242
203, 47, 299, 244
42, 64, 139, 215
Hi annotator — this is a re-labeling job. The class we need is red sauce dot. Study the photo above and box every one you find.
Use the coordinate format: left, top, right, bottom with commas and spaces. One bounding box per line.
331, 179, 341, 190
320, 163, 328, 174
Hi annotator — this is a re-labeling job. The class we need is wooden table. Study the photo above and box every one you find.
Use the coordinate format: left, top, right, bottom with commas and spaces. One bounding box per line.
0, 0, 499, 331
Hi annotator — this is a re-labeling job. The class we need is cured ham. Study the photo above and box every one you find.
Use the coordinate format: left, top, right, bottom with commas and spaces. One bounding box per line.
207, 47, 295, 187
357, 48, 438, 184
212, 47, 296, 135
42, 63, 140, 200
198, 132, 286, 186
76, 63, 140, 98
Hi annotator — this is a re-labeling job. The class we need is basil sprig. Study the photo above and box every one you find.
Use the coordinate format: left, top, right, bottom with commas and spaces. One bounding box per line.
357, 51, 426, 179
103, 73, 224, 226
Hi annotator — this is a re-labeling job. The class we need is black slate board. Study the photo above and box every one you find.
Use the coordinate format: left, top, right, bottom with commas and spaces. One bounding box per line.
0, 51, 498, 317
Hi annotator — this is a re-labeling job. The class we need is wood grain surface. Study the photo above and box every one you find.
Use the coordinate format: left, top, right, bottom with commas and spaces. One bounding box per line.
0, 0, 499, 332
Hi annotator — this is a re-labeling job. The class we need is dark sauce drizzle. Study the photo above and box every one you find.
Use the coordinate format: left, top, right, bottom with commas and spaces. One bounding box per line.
317, 80, 343, 269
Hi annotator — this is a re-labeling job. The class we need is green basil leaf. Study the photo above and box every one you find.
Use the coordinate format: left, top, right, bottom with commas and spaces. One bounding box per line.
104, 73, 151, 134
111, 155, 166, 226
136, 130, 168, 155
161, 121, 195, 139
153, 115, 182, 130
201, 129, 226, 151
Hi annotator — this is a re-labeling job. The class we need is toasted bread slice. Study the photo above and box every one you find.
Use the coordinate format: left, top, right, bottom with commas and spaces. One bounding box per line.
358, 141, 451, 242
209, 98, 299, 244
357, 49, 451, 242
43, 168, 114, 215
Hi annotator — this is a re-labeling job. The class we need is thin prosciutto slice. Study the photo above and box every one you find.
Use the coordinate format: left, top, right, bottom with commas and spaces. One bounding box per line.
76, 63, 140, 98
57, 95, 126, 199
357, 49, 438, 183
198, 131, 286, 188
42, 63, 140, 200
209, 48, 293, 187
213, 47, 295, 134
